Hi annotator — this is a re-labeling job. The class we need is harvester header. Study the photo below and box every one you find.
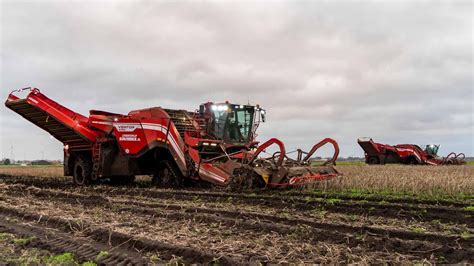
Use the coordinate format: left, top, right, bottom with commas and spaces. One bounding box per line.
6, 87, 340, 188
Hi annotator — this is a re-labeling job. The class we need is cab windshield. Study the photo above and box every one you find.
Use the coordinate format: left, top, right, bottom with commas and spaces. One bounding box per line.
425, 145, 439, 156
211, 105, 254, 143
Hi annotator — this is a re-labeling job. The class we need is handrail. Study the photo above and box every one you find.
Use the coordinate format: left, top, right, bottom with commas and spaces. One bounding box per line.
6, 87, 37, 102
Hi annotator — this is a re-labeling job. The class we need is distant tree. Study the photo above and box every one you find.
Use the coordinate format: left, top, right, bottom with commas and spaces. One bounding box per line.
31, 160, 53, 165
4, 159, 11, 165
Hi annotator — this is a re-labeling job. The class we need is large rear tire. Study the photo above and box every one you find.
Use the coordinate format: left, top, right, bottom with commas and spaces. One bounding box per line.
73, 157, 92, 185
367, 156, 380, 165
152, 160, 184, 188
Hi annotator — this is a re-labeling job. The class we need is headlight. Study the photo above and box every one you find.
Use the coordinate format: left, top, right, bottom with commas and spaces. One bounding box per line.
217, 105, 228, 111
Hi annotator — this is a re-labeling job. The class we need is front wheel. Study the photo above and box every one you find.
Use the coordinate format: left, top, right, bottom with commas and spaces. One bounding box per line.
73, 157, 92, 185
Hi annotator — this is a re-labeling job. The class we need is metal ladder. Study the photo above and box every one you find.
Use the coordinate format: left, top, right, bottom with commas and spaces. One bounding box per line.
91, 137, 107, 180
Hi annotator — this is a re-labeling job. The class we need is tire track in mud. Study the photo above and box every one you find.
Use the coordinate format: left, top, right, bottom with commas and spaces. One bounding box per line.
0, 205, 238, 265
0, 217, 146, 265
265, 191, 473, 207
7, 187, 473, 246
2, 187, 473, 263
2, 179, 472, 226
2, 174, 471, 207
80, 186, 473, 226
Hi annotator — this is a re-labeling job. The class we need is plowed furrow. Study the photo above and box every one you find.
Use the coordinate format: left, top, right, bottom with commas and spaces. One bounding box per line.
0, 205, 238, 265
116, 205, 474, 263
7, 180, 467, 226
10, 187, 473, 246
2, 187, 473, 263
75, 186, 472, 225
265, 191, 472, 207
2, 175, 472, 207
0, 217, 146, 265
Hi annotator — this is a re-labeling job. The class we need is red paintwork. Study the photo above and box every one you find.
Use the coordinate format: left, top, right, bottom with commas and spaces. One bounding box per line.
4, 88, 256, 184
5, 88, 342, 187
357, 138, 465, 165
249, 138, 286, 166
303, 138, 339, 165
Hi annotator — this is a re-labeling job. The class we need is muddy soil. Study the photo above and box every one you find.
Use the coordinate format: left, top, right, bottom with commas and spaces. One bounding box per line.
0, 175, 472, 264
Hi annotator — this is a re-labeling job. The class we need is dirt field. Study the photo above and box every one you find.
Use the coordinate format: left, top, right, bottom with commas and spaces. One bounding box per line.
0, 165, 472, 264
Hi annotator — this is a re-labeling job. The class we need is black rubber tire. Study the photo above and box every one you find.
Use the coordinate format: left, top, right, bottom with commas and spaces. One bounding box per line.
152, 160, 184, 188
367, 156, 380, 165
73, 157, 92, 186
406, 157, 419, 165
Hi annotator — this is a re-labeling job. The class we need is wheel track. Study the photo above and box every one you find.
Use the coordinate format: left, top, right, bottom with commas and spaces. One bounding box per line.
116, 205, 474, 263
4, 180, 469, 225
267, 191, 472, 207
2, 187, 473, 263
1, 181, 474, 228
0, 205, 238, 265
14, 187, 474, 244
79, 185, 473, 226
0, 217, 146, 265
4, 186, 473, 245
1, 174, 472, 207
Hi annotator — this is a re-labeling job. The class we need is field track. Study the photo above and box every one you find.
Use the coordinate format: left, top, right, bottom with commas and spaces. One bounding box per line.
1, 174, 473, 264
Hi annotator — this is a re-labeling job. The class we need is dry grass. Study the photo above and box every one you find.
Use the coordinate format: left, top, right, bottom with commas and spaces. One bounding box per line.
317, 165, 474, 197
0, 165, 63, 177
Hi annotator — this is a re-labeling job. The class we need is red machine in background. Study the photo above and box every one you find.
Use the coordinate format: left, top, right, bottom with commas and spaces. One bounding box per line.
357, 138, 465, 165
5, 87, 340, 188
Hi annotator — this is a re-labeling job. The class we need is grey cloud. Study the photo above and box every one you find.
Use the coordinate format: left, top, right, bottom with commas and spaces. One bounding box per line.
1, 1, 472, 160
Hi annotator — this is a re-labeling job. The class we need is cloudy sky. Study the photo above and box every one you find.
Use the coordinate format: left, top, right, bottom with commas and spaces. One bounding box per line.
1, 0, 472, 160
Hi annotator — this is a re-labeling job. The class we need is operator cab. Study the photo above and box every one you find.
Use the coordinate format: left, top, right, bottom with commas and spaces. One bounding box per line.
424, 144, 439, 156
199, 102, 265, 146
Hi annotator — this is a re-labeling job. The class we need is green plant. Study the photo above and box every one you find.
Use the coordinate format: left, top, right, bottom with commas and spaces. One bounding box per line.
96, 251, 109, 261
461, 231, 471, 239
45, 252, 76, 264
463, 206, 474, 212
326, 198, 342, 205
355, 233, 366, 241
0, 232, 12, 240
12, 236, 35, 245
347, 214, 359, 222
149, 253, 161, 263
411, 227, 427, 234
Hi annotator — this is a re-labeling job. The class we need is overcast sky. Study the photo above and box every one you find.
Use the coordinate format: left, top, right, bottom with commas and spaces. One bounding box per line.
1, 0, 473, 160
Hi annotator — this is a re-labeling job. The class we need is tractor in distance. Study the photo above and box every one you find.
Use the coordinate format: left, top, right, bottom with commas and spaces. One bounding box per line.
5, 87, 341, 189
357, 137, 465, 165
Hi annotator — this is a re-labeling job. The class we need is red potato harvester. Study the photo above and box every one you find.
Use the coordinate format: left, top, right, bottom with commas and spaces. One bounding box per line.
6, 87, 341, 189
358, 137, 465, 165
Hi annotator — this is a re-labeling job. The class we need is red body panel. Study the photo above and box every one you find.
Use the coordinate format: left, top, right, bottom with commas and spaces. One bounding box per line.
6, 88, 342, 187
